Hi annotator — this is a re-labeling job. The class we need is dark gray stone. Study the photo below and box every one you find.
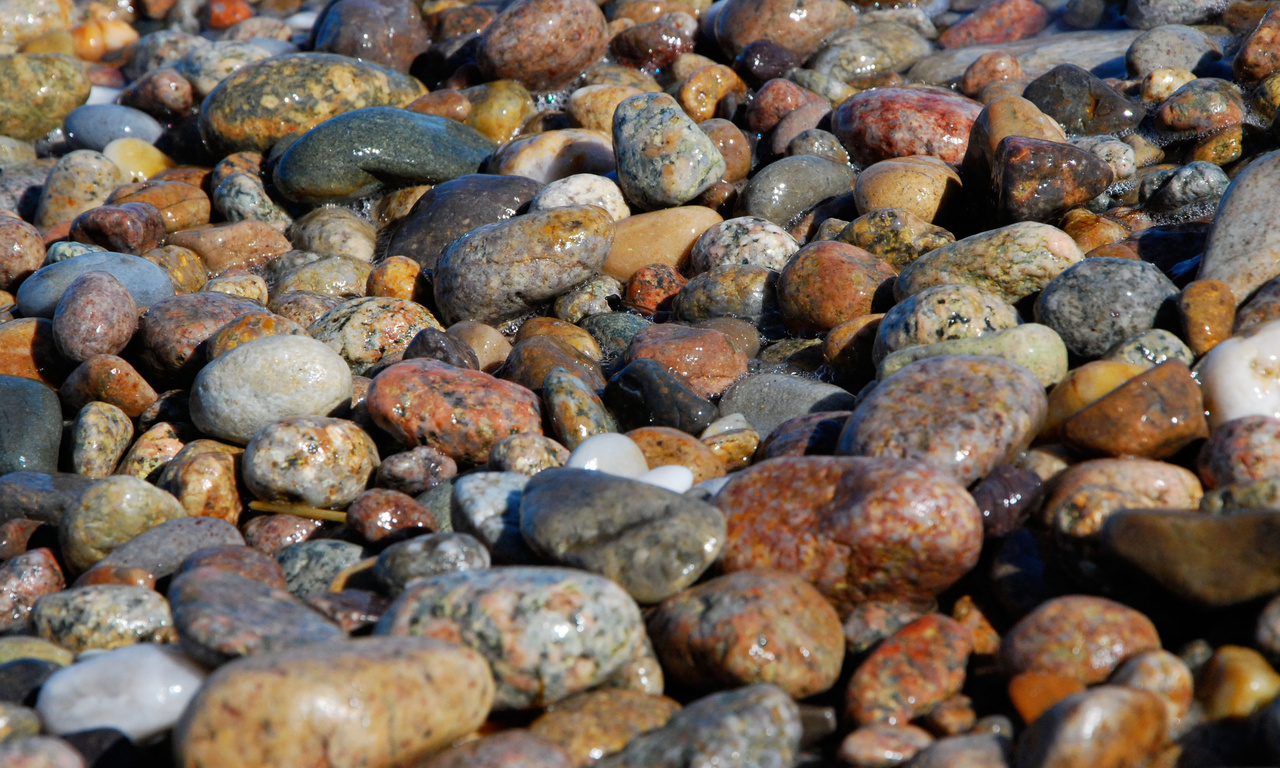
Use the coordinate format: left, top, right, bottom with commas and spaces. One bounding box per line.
275, 539, 366, 597
96, 517, 244, 580
603, 359, 719, 434
1034, 257, 1178, 358
719, 373, 857, 438
0, 472, 92, 525
735, 155, 856, 227
373, 532, 490, 595
0, 378, 62, 477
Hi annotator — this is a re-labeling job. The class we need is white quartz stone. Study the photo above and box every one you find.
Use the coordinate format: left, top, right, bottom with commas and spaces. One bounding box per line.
36, 644, 207, 743
638, 465, 694, 493
530, 174, 631, 221
1199, 317, 1280, 429
700, 412, 753, 439
566, 433, 649, 478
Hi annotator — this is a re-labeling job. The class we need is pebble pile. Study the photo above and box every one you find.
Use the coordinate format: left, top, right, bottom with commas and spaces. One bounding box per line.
3, 0, 1280, 763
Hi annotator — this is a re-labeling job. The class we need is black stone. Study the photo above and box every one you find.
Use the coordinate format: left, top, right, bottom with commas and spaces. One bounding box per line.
402, 327, 479, 369
603, 359, 718, 435
733, 41, 803, 89
970, 464, 1042, 538
0, 658, 61, 705
1022, 64, 1146, 136
63, 728, 147, 768
385, 174, 542, 270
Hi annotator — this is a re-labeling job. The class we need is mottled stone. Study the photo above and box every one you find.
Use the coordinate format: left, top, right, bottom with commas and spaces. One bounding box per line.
368, 359, 542, 464
376, 566, 646, 709
243, 417, 378, 510
531, 689, 681, 766
736, 155, 855, 229
612, 93, 726, 211
878, 324, 1068, 388
810, 22, 932, 85
413, 731, 573, 768
1000, 596, 1161, 684
199, 53, 425, 156
1035, 258, 1178, 359
51, 271, 137, 364
0, 54, 89, 142
604, 359, 718, 434
714, 457, 981, 614
1198, 150, 1280, 305
873, 283, 1019, 364
714, 0, 853, 58
1023, 63, 1146, 136
520, 468, 724, 602
275, 539, 365, 597
994, 137, 1114, 224
832, 88, 982, 167
624, 324, 747, 400
1017, 687, 1167, 768
846, 614, 972, 726
32, 585, 175, 652
307, 297, 442, 375
174, 637, 494, 767
1063, 361, 1207, 459
59, 476, 187, 574
477, 0, 608, 91
0, 549, 64, 634
778, 242, 894, 334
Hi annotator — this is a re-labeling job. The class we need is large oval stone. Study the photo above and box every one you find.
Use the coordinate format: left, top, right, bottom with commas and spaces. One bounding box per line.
831, 88, 983, 167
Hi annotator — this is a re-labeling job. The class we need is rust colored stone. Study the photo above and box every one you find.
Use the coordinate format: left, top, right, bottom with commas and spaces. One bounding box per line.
1063, 361, 1208, 459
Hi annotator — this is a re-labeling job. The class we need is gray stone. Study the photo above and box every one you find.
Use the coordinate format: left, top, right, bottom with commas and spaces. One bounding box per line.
1141, 160, 1228, 212
375, 566, 647, 710
63, 104, 163, 152
1102, 328, 1194, 369
808, 21, 932, 83
433, 205, 614, 326
189, 334, 353, 445
0, 471, 92, 525
907, 29, 1141, 84
0, 377, 61, 476
275, 539, 366, 597
274, 107, 495, 205
520, 468, 725, 603
874, 283, 1021, 364
1125, 0, 1221, 29
373, 532, 491, 595
1125, 24, 1223, 77
449, 472, 532, 564
96, 517, 243, 580
596, 684, 802, 768
580, 312, 652, 359
1198, 150, 1280, 305
168, 567, 344, 666
612, 92, 726, 211
15, 252, 174, 318
718, 373, 857, 438
735, 155, 855, 227
909, 734, 1012, 768
1035, 257, 1178, 358
675, 265, 781, 329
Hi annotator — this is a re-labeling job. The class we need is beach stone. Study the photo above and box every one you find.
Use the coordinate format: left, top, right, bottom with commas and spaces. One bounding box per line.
1155, 78, 1245, 136
1039, 456, 1202, 540
0, 217, 42, 292
287, 208, 376, 263
35, 645, 202, 746
1001, 595, 1161, 684
1236, 4, 1280, 83
16, 252, 171, 320
32, 585, 175, 652
839, 724, 934, 768
846, 614, 971, 726
604, 359, 718, 434
375, 445, 456, 495
1198, 645, 1280, 719
368, 359, 542, 464
346, 488, 437, 543
604, 206, 721, 281
59, 476, 186, 574
1199, 415, 1280, 488
175, 40, 272, 98
434, 205, 612, 326
809, 22, 932, 85
1198, 150, 1280, 305
0, 549, 63, 634
372, 533, 489, 595
873, 283, 1019, 364
673, 265, 779, 329
477, 0, 607, 90
0, 736, 86, 768
1103, 329, 1194, 369
714, 456, 981, 614
531, 689, 681, 765
0, 378, 60, 476
1127, 25, 1222, 78
168, 566, 343, 665
594, 684, 800, 768
307, 297, 442, 375
488, 129, 616, 184
0, 319, 67, 388
0, 54, 89, 142
993, 138, 1114, 224
689, 216, 798, 275
166, 221, 290, 275
1200, 319, 1280, 428
212, 172, 291, 232
199, 53, 425, 156
487, 434, 568, 476
413, 731, 573, 768
834, 208, 953, 272
878, 323, 1068, 387
1063, 361, 1207, 459
243, 417, 377, 510
624, 324, 747, 400
241, 514, 324, 556
940, 0, 1047, 48
1126, 0, 1221, 27
753, 411, 849, 461
176, 546, 288, 589
1035, 258, 1178, 359
174, 637, 493, 768
839, 356, 1046, 486
63, 105, 162, 153
714, 0, 853, 58
448, 471, 530, 561
777, 242, 894, 333
274, 108, 493, 205
69, 402, 131, 479
94, 517, 241, 582
205, 314, 305, 362
1041, 360, 1148, 441
530, 174, 629, 222
718, 374, 857, 438
647, 569, 841, 697
1023, 64, 1146, 136
520, 468, 724, 602
189, 334, 352, 445
312, 0, 427, 72
1017, 687, 1166, 768
51, 272, 136, 364
386, 175, 541, 271
832, 88, 982, 168
69, 202, 166, 256
736, 155, 855, 229
498, 334, 603, 392
375, 566, 646, 709
33, 152, 124, 232
275, 539, 365, 597
612, 93, 726, 211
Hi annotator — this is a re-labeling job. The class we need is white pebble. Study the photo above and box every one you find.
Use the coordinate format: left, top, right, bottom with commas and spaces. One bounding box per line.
89, 86, 123, 105
566, 433, 649, 478
530, 173, 631, 221
638, 465, 694, 493
36, 644, 207, 743
284, 11, 317, 29
1200, 317, 1280, 429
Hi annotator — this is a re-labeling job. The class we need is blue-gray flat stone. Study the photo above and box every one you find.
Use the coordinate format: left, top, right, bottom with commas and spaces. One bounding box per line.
64, 105, 163, 151
15, 252, 174, 318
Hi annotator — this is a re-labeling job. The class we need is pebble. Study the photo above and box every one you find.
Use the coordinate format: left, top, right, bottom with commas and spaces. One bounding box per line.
714, 457, 981, 615
307, 296, 442, 374
530, 689, 681, 765
521, 468, 724, 602
1000, 595, 1161, 684
613, 93, 726, 211
275, 539, 365, 596
58, 475, 187, 574
624, 323, 747, 399
174, 637, 494, 767
93, 516, 242, 579
0, 377, 61, 475
832, 88, 982, 167
1017, 687, 1167, 767
448, 471, 533, 562
846, 614, 972, 726
718, 373, 857, 437
35, 644, 205, 742
51, 271, 136, 363
63, 104, 162, 152
15, 251, 172, 319
189, 334, 352, 445
31, 584, 175, 652
243, 416, 378, 509
372, 532, 489, 594
878, 323, 1068, 387
1035, 257, 1179, 359
477, 0, 607, 90
376, 566, 646, 709
0, 54, 90, 142
737, 154, 855, 229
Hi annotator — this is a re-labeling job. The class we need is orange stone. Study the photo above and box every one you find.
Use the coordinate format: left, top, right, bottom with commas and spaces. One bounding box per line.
1178, 279, 1235, 356
604, 207, 722, 281
1062, 361, 1209, 459
366, 255, 422, 301
627, 426, 726, 484
167, 221, 291, 275
0, 318, 69, 386
108, 180, 211, 233
1008, 672, 1087, 724
73, 565, 157, 589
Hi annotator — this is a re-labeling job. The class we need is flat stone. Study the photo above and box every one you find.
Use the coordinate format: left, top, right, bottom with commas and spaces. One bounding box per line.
906, 30, 1142, 85
95, 517, 242, 580
1198, 149, 1280, 306
718, 374, 857, 438
15, 252, 173, 319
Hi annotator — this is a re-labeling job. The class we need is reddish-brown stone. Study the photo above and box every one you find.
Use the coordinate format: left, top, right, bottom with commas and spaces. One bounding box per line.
179, 544, 290, 590
831, 88, 983, 167
744, 78, 827, 134
777, 241, 895, 333
1000, 595, 1161, 684
624, 324, 748, 400
845, 614, 973, 726
60, 354, 159, 417
939, 0, 1049, 49
69, 202, 166, 255
138, 293, 270, 381
51, 271, 138, 363
1063, 361, 1208, 459
624, 263, 687, 316
346, 488, 438, 543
